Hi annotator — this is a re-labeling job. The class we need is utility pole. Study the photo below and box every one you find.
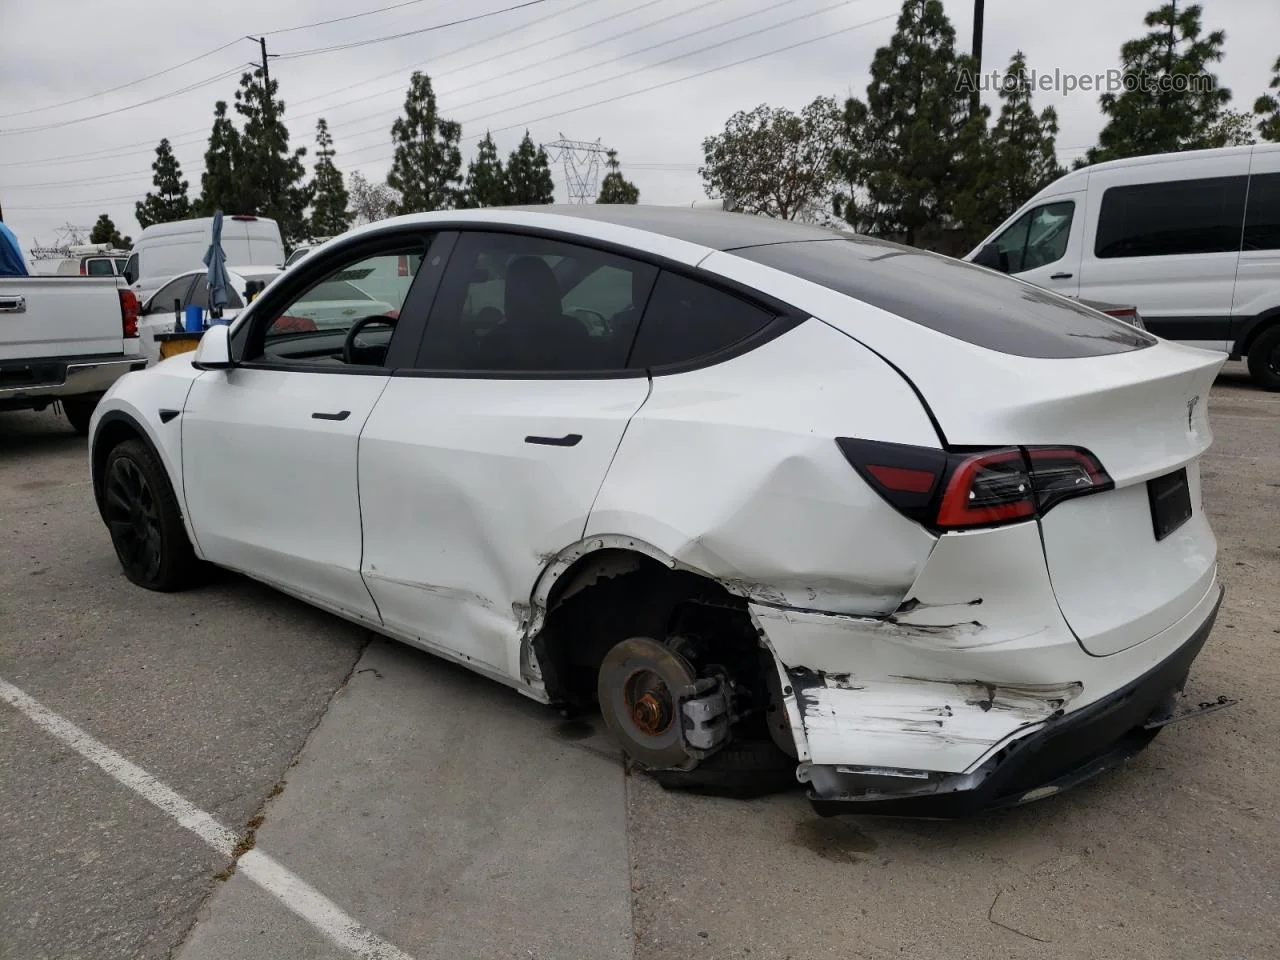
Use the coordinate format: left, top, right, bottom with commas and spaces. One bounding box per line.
246, 36, 279, 212
970, 0, 985, 118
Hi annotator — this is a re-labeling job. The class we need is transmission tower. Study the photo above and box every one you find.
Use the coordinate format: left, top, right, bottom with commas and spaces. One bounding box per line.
53, 222, 94, 246
543, 135, 608, 204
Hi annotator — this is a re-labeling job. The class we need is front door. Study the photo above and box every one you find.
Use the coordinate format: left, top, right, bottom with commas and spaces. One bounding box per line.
1003, 196, 1084, 298
182, 233, 435, 621
358, 229, 658, 679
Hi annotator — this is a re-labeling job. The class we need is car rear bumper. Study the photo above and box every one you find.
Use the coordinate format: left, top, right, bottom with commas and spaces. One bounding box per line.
0, 354, 147, 404
803, 583, 1223, 817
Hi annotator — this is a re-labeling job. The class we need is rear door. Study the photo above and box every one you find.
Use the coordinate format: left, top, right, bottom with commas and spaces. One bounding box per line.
357, 230, 657, 678
1077, 153, 1250, 352
1232, 150, 1280, 345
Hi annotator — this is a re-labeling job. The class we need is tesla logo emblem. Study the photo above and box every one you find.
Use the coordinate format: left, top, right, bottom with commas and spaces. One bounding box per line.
1187, 396, 1200, 430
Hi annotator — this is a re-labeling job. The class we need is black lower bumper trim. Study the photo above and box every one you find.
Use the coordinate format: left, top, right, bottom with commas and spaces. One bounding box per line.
809, 585, 1224, 818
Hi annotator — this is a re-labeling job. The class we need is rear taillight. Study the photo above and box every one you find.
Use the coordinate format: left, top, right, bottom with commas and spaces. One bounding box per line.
119, 289, 139, 338
397, 254, 409, 277
836, 439, 1113, 531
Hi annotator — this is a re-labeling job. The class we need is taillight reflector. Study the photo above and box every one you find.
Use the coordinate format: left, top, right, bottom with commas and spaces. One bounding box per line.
865, 464, 937, 494
118, 289, 139, 338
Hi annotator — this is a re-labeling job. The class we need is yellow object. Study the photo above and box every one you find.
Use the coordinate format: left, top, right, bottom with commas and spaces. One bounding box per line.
156, 332, 203, 359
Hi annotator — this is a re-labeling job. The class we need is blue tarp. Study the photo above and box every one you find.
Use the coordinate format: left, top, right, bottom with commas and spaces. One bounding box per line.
0, 222, 29, 277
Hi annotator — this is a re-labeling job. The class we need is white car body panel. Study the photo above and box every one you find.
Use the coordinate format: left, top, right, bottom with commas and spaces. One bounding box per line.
88, 206, 1229, 810
0, 275, 127, 360
181, 367, 389, 622
586, 319, 940, 615
359, 376, 651, 677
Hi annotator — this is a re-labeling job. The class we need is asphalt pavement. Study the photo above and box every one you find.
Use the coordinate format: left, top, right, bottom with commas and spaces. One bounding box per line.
2, 364, 1278, 959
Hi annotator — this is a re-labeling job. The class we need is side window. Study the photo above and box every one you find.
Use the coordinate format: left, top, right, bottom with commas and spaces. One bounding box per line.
1244, 173, 1280, 251
189, 279, 243, 311
123, 253, 138, 285
1095, 175, 1248, 258
416, 231, 656, 373
85, 259, 114, 276
628, 271, 774, 369
1021, 202, 1074, 269
143, 275, 195, 315
991, 210, 1032, 273
248, 244, 425, 366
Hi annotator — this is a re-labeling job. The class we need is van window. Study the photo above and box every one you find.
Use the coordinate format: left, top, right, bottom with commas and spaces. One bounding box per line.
990, 201, 1074, 272
1244, 173, 1280, 251
1094, 175, 1247, 258
123, 253, 138, 284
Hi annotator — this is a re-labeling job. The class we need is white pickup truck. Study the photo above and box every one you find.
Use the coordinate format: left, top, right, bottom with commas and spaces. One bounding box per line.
0, 275, 147, 434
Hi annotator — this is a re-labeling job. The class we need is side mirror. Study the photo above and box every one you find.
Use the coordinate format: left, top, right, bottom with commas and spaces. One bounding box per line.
191, 322, 235, 370
972, 243, 1003, 270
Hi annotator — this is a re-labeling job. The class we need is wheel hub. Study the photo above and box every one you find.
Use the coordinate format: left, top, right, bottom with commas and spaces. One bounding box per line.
626, 673, 673, 736
597, 636, 698, 769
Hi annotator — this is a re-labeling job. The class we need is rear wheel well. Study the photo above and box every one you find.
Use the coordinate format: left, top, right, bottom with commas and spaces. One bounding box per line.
1238, 309, 1280, 355
532, 551, 778, 737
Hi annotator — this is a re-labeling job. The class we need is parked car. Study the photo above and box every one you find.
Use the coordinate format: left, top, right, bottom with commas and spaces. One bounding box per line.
123, 215, 286, 304
137, 266, 284, 364
284, 237, 333, 267
1, 272, 144, 434
89, 206, 1226, 816
29, 243, 131, 278
965, 142, 1280, 389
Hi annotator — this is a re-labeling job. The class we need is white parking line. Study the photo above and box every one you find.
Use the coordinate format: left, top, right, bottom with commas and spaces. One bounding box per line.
0, 677, 418, 960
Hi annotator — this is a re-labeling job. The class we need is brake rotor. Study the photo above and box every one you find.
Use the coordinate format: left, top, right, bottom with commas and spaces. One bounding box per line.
597, 636, 698, 769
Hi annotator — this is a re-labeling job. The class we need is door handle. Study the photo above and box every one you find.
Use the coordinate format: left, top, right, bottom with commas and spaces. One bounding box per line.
0, 296, 26, 313
312, 410, 351, 421
1049, 272, 1073, 280
525, 433, 582, 447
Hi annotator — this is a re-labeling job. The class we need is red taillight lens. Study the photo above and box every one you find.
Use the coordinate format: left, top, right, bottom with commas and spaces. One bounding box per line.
118, 289, 139, 338
397, 254, 409, 277
837, 439, 1112, 531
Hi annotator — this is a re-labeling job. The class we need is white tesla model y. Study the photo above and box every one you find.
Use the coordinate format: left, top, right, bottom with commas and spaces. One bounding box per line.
88, 206, 1227, 816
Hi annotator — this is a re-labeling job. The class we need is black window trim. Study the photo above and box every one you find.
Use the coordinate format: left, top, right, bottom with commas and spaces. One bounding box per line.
389, 222, 807, 382
229, 226, 441, 376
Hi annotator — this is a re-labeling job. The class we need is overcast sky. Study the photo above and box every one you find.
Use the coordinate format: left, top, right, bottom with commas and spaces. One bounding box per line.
1, 0, 1275, 251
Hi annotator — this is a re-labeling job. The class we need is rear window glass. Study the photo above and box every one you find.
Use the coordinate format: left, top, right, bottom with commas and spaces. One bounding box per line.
735, 237, 1154, 359
1095, 175, 1247, 258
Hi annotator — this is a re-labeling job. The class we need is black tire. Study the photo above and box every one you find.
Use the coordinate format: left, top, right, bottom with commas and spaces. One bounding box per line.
1247, 324, 1280, 392
63, 397, 97, 436
649, 738, 799, 799
102, 438, 200, 591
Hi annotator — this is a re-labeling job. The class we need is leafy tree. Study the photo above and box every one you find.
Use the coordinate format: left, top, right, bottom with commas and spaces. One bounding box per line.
195, 101, 246, 216
387, 71, 463, 213
347, 171, 397, 225
1086, 2, 1231, 163
135, 138, 192, 228
597, 149, 639, 203
836, 0, 975, 245
1255, 55, 1280, 142
460, 132, 509, 208
505, 131, 555, 204
309, 119, 352, 237
1204, 108, 1256, 147
89, 213, 131, 249
233, 67, 311, 243
701, 97, 841, 220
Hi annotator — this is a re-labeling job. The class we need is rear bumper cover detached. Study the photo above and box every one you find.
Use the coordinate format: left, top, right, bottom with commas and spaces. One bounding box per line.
805, 584, 1224, 818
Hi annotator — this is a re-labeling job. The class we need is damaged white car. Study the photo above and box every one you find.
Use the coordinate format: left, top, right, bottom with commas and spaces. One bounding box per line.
88, 206, 1228, 816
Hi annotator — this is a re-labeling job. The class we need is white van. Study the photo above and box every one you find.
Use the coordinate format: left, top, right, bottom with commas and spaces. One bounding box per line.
123, 215, 286, 303
966, 142, 1280, 390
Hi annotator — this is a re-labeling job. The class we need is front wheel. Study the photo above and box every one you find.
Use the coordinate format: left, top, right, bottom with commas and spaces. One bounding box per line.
1247, 324, 1280, 392
63, 397, 98, 436
102, 439, 200, 591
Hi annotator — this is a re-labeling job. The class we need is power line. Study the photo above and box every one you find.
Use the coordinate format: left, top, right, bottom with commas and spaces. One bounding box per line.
262, 0, 449, 36
275, 0, 556, 60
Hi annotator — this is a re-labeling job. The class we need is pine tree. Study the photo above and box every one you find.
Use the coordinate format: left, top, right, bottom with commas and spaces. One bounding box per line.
233, 67, 311, 243
309, 119, 351, 237
1086, 2, 1231, 163
460, 132, 509, 208
1255, 55, 1280, 142
505, 131, 555, 205
89, 213, 130, 249
976, 51, 1064, 225
387, 71, 463, 213
196, 101, 246, 216
838, 0, 974, 246
597, 149, 640, 204
135, 138, 192, 228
